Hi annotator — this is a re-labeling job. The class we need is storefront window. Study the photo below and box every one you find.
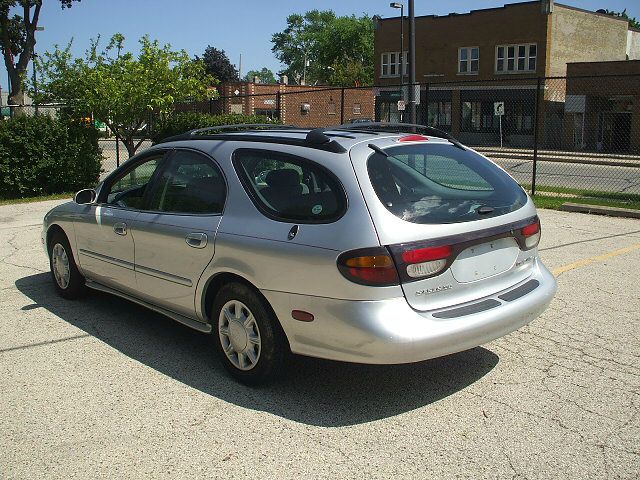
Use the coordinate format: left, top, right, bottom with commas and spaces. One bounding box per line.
428, 102, 452, 129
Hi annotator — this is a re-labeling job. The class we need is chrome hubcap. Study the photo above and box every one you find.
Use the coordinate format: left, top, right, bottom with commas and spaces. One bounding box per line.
218, 300, 261, 371
52, 243, 70, 289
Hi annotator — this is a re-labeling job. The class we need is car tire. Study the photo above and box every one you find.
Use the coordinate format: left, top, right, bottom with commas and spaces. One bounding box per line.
48, 230, 86, 299
211, 282, 288, 385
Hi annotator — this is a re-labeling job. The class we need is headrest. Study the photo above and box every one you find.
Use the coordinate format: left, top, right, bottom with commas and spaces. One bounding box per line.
265, 169, 300, 188
190, 175, 223, 190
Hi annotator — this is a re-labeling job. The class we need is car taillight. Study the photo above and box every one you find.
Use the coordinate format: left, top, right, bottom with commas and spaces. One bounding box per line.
521, 219, 541, 249
337, 247, 399, 286
399, 245, 452, 279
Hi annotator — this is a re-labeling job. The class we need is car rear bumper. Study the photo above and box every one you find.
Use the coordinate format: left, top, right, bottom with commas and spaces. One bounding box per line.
262, 258, 557, 364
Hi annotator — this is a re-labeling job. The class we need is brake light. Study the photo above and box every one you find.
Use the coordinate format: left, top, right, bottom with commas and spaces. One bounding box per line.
399, 245, 452, 279
337, 247, 399, 286
521, 219, 541, 249
401, 245, 452, 263
399, 134, 429, 142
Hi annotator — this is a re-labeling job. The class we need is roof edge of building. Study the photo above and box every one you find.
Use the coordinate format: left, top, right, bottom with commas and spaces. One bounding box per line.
567, 59, 640, 65
378, 1, 631, 25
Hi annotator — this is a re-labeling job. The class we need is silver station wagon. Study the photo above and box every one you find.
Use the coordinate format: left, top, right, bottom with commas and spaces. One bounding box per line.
43, 123, 557, 384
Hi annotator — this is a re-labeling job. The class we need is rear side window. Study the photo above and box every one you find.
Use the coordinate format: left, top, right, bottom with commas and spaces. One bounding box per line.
233, 149, 347, 223
367, 143, 527, 224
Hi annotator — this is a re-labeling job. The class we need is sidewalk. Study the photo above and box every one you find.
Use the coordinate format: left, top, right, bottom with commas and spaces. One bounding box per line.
473, 146, 640, 168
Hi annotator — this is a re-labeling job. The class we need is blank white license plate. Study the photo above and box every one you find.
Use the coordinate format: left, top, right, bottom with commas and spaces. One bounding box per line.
450, 237, 519, 283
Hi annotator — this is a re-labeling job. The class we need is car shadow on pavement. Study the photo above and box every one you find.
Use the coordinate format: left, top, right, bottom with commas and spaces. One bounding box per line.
16, 273, 499, 427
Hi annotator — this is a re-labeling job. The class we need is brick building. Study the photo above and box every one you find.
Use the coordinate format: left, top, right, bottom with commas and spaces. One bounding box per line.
212, 82, 375, 129
374, 0, 640, 147
563, 60, 640, 153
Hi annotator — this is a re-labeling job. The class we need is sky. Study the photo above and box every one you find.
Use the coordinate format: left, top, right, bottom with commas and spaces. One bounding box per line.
2, 0, 639, 91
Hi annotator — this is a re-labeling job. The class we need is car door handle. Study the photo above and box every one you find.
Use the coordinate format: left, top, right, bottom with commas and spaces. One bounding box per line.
113, 222, 127, 236
185, 232, 208, 249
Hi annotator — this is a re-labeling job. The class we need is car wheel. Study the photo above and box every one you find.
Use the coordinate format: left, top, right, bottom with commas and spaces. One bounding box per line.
48, 231, 86, 299
211, 282, 287, 385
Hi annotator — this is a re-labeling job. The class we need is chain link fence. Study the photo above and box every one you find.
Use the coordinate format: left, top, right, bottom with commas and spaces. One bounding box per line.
3, 74, 639, 207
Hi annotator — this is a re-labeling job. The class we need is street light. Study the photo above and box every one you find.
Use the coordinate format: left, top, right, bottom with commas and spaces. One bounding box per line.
32, 26, 44, 115
390, 2, 404, 121
390, 2, 404, 86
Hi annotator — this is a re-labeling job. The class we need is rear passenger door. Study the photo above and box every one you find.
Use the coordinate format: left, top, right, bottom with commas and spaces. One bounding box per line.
131, 149, 226, 318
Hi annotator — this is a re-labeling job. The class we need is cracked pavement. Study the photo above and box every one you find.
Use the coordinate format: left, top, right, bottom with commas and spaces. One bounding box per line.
0, 200, 639, 479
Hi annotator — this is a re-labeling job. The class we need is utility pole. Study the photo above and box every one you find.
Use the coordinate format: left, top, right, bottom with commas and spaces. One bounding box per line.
302, 51, 308, 85
32, 53, 38, 115
408, 0, 416, 124
390, 2, 405, 121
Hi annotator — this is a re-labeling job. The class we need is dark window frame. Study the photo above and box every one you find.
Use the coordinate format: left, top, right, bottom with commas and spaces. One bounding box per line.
232, 148, 348, 225
144, 148, 228, 216
97, 149, 171, 210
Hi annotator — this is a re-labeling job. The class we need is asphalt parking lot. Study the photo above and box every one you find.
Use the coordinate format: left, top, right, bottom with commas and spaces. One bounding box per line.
1, 200, 639, 479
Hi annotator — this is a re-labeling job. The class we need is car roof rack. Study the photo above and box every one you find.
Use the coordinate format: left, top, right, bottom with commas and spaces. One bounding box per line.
158, 123, 348, 153
309, 122, 466, 150
159, 123, 299, 143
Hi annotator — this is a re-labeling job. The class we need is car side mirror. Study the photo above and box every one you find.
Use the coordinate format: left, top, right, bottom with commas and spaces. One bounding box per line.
74, 188, 96, 205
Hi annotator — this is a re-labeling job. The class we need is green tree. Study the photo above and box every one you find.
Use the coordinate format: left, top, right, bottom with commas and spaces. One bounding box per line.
196, 46, 238, 83
36, 34, 214, 158
271, 10, 374, 86
1, 0, 81, 106
602, 9, 640, 29
244, 67, 276, 83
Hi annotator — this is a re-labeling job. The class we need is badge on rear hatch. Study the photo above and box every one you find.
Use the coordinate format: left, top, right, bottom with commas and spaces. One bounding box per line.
416, 284, 452, 296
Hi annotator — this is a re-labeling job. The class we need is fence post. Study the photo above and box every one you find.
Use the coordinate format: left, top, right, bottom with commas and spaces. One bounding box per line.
531, 76, 542, 196
115, 136, 120, 168
424, 83, 430, 126
340, 87, 345, 124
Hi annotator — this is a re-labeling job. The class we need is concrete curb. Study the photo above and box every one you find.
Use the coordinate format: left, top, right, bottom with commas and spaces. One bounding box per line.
560, 202, 640, 219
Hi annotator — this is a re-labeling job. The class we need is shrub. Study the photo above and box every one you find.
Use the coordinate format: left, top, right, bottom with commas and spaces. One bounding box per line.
151, 112, 281, 144
0, 115, 102, 199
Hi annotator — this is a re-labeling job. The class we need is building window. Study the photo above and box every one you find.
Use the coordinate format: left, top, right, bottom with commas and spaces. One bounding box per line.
496, 44, 536, 73
382, 53, 390, 77
427, 102, 452, 129
353, 103, 362, 115
458, 47, 479, 74
528, 44, 537, 71
380, 52, 408, 78
327, 102, 336, 115
461, 100, 534, 134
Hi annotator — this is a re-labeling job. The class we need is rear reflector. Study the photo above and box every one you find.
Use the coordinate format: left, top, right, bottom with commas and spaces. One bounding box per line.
337, 247, 400, 286
399, 134, 429, 142
291, 310, 314, 322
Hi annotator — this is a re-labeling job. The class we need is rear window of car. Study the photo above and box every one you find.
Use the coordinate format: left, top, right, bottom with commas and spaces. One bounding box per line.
233, 149, 347, 223
367, 143, 527, 224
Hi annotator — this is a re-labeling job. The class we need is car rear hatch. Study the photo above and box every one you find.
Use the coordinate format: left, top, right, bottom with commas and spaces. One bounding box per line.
349, 136, 540, 311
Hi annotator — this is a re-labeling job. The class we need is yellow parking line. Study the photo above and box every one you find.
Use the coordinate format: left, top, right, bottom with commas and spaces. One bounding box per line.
552, 242, 640, 277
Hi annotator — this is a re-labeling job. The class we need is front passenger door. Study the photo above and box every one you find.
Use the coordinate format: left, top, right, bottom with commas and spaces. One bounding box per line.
74, 152, 167, 293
